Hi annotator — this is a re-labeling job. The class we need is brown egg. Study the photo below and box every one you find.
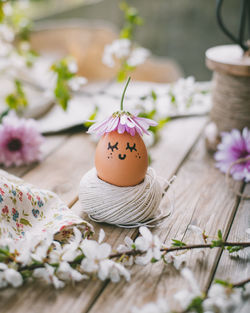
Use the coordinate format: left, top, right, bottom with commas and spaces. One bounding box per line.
95, 131, 148, 187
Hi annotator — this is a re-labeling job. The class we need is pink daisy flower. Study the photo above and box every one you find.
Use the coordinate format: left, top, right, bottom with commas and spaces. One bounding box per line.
0, 113, 44, 167
87, 111, 158, 137
214, 127, 250, 182
88, 77, 157, 137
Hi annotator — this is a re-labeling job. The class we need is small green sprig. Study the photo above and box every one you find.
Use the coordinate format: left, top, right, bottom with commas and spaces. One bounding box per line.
172, 239, 187, 247
51, 58, 76, 111
116, 1, 144, 82
5, 80, 28, 110
119, 2, 143, 39
0, 1, 5, 23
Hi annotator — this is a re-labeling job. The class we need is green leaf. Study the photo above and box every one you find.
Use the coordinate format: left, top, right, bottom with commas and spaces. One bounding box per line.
151, 90, 157, 101
72, 254, 84, 265
151, 257, 158, 263
20, 218, 32, 227
21, 270, 33, 280
226, 246, 243, 253
0, 247, 10, 256
5, 80, 28, 110
186, 296, 204, 313
119, 1, 143, 40
0, 109, 10, 123
169, 91, 176, 105
51, 57, 78, 110
214, 279, 233, 288
84, 107, 99, 128
131, 243, 136, 250
172, 239, 186, 247
218, 230, 223, 240
117, 69, 128, 82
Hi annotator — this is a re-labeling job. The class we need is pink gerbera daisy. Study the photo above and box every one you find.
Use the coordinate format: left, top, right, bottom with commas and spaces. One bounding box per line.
87, 111, 158, 137
87, 76, 158, 136
214, 127, 250, 182
0, 113, 44, 167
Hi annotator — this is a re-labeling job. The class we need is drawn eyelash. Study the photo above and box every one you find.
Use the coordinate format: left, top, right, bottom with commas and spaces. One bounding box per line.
108, 142, 118, 152
126, 142, 137, 152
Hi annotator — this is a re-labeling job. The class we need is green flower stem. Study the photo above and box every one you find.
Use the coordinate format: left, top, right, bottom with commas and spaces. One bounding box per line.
0, 109, 10, 123
120, 76, 131, 111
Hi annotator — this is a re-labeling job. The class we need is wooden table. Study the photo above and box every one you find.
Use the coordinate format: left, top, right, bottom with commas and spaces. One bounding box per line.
0, 116, 249, 313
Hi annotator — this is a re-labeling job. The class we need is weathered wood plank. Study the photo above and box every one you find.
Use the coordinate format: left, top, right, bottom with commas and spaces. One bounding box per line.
211, 183, 250, 284
20, 133, 96, 206
1, 135, 68, 178
0, 117, 206, 313
86, 136, 243, 313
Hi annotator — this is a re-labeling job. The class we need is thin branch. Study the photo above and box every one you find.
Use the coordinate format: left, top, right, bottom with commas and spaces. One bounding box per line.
233, 277, 250, 288
110, 241, 250, 259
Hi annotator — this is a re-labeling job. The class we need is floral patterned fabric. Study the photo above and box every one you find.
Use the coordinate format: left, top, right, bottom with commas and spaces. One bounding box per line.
0, 170, 93, 241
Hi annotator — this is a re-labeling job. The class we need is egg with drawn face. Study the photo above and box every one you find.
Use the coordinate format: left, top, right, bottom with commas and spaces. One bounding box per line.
95, 131, 148, 187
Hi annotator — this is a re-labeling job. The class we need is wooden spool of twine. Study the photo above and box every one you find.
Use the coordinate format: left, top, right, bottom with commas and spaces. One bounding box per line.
206, 45, 250, 198
206, 44, 250, 133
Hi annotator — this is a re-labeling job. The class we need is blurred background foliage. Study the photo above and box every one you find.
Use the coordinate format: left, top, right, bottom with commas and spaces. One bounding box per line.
26, 0, 239, 81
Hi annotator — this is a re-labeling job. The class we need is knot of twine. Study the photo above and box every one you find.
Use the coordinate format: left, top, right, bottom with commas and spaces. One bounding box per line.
79, 167, 171, 228
211, 72, 250, 133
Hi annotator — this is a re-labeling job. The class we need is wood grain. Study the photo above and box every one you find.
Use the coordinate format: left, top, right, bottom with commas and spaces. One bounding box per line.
211, 183, 250, 284
1, 135, 68, 178
0, 117, 207, 313
21, 133, 96, 206
86, 136, 243, 313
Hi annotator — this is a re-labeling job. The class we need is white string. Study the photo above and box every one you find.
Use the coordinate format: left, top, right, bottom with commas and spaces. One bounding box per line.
79, 167, 172, 228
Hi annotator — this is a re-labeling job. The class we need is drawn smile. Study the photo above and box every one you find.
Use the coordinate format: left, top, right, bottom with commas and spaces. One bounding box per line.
118, 154, 126, 160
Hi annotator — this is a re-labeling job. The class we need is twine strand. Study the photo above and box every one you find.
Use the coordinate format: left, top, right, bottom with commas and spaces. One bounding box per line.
79, 167, 172, 228
211, 72, 250, 132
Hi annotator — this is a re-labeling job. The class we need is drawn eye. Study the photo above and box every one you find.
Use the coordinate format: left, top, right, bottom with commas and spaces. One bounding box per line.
108, 142, 118, 152
126, 142, 137, 152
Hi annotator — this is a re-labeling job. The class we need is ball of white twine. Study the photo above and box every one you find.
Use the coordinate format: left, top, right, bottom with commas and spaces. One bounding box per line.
79, 167, 170, 228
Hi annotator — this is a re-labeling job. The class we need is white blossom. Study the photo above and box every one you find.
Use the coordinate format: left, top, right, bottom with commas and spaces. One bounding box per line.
57, 261, 87, 282
102, 38, 149, 69
131, 298, 170, 313
98, 259, 130, 282
3, 3, 13, 16
117, 236, 135, 266
203, 283, 243, 313
102, 39, 131, 67
127, 47, 150, 67
80, 237, 130, 282
31, 232, 54, 262
80, 239, 111, 274
68, 76, 87, 91
0, 25, 14, 42
135, 227, 162, 265
174, 268, 202, 309
117, 236, 134, 253
188, 224, 206, 244
67, 60, 78, 73
98, 228, 106, 244
164, 252, 186, 270
0, 40, 12, 57
0, 263, 23, 288
33, 264, 65, 289
49, 227, 82, 263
